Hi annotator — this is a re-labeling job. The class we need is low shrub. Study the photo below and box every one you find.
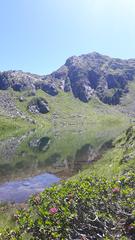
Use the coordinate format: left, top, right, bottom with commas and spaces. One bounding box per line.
1, 171, 135, 240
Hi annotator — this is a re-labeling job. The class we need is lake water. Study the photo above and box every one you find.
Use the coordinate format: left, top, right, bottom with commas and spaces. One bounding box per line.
0, 173, 60, 203
0, 126, 121, 203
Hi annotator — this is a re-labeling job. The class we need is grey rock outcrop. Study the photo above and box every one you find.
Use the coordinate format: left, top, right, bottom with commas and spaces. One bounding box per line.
43, 52, 135, 104
0, 70, 40, 92
28, 97, 50, 114
40, 82, 58, 96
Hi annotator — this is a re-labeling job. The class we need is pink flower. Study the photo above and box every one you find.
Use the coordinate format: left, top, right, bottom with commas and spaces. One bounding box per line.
49, 207, 58, 215
112, 187, 120, 193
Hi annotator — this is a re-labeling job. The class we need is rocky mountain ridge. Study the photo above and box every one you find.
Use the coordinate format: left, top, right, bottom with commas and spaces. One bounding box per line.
1, 52, 135, 105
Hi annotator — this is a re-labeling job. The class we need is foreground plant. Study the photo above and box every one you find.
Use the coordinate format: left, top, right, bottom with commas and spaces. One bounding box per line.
1, 171, 135, 240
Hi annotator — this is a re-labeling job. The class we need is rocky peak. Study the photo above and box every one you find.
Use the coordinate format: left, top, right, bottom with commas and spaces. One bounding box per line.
53, 52, 135, 104
1, 53, 135, 105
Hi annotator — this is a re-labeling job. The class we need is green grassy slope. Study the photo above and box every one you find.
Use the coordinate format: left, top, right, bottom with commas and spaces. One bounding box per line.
120, 80, 135, 117
0, 116, 30, 140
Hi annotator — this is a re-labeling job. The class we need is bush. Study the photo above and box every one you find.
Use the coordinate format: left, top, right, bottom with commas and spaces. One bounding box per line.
1, 171, 135, 240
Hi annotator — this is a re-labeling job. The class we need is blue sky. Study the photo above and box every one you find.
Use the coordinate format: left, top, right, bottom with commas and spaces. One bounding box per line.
0, 0, 135, 74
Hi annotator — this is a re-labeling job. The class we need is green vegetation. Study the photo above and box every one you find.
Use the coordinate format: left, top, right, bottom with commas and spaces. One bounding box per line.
0, 204, 17, 229
79, 125, 135, 180
120, 81, 135, 108
15, 89, 130, 132
0, 116, 30, 140
1, 171, 135, 240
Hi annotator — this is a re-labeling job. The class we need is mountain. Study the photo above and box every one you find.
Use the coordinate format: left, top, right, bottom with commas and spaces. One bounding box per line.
0, 53, 135, 239
1, 52, 135, 105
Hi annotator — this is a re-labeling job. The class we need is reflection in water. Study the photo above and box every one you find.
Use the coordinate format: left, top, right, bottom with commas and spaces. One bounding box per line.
29, 137, 51, 151
43, 153, 61, 165
0, 143, 99, 184
0, 129, 35, 161
0, 143, 99, 203
0, 127, 115, 202
74, 144, 99, 172
63, 144, 99, 174
0, 173, 60, 203
0, 135, 101, 183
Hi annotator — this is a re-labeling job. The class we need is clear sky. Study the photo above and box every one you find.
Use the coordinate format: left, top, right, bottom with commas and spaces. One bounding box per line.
0, 0, 135, 75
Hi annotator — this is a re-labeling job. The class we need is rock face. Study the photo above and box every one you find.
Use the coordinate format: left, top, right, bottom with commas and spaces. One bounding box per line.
38, 82, 58, 96
1, 52, 135, 105
0, 70, 39, 92
51, 52, 135, 104
28, 97, 50, 114
49, 52, 135, 104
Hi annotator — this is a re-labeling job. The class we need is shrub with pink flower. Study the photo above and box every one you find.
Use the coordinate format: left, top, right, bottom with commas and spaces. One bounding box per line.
49, 207, 58, 215
112, 187, 120, 193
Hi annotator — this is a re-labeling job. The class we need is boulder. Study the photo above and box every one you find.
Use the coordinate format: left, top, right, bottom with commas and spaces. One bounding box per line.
41, 83, 58, 96
28, 97, 49, 114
